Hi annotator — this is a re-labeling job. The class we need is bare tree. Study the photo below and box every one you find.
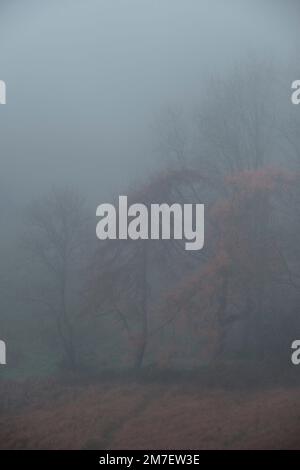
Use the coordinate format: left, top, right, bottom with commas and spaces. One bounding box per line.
194, 63, 276, 176
153, 106, 190, 169
90, 169, 211, 369
21, 188, 90, 370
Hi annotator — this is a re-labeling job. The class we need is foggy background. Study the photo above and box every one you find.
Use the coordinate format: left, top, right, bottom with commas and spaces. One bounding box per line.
0, 0, 298, 203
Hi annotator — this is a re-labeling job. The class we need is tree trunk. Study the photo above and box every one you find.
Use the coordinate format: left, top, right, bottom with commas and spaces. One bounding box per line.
134, 243, 149, 370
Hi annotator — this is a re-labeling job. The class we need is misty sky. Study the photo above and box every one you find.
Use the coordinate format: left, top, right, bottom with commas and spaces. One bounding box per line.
0, 0, 298, 206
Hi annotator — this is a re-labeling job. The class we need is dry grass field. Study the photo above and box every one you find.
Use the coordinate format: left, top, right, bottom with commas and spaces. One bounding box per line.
1, 376, 300, 450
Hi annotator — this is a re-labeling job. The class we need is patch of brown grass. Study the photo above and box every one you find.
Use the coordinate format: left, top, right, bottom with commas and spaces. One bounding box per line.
0, 380, 300, 449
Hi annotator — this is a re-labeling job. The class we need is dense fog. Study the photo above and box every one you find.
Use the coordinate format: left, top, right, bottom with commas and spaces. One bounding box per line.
1, 0, 300, 450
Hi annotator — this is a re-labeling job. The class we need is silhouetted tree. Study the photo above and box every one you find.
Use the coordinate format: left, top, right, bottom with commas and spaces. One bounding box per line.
21, 188, 89, 370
